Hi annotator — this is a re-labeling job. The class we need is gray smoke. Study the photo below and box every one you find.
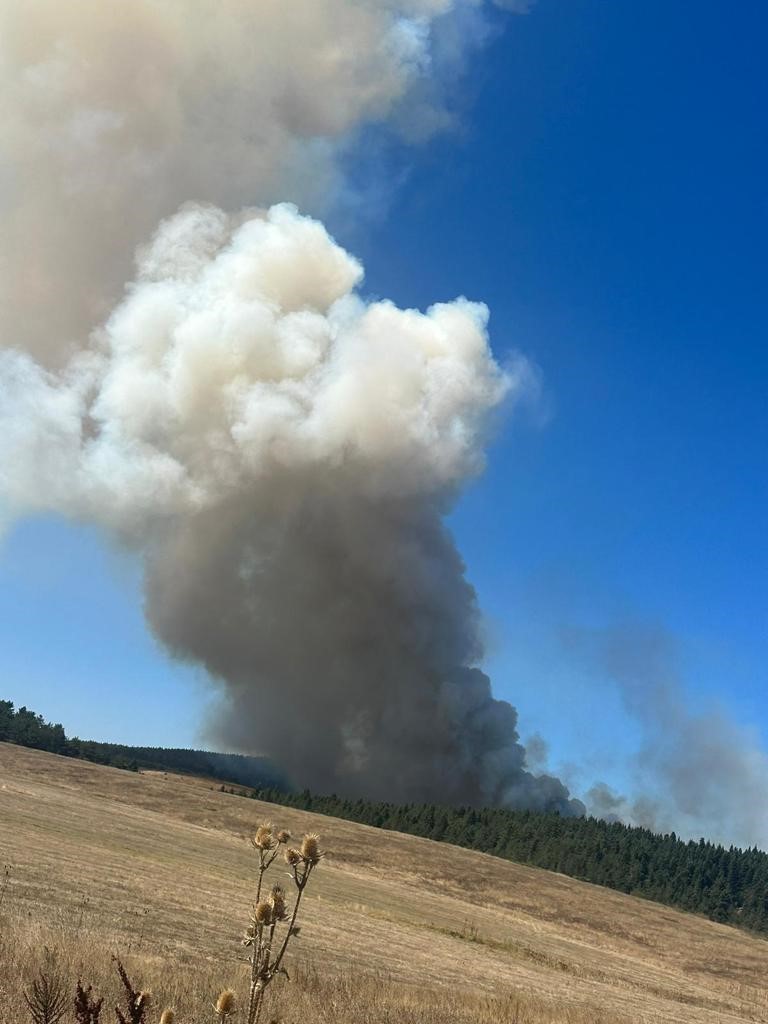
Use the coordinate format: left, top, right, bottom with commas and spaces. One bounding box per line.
144, 461, 574, 807
564, 623, 768, 847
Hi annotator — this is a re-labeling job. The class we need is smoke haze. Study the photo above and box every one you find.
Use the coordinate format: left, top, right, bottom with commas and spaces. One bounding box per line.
566, 624, 768, 848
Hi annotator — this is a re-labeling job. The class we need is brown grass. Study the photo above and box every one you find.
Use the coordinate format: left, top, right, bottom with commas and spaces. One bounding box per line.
1, 741, 767, 1023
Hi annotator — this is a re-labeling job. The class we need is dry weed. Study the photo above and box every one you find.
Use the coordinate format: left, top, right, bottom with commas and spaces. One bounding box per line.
23, 948, 68, 1024
243, 824, 323, 1022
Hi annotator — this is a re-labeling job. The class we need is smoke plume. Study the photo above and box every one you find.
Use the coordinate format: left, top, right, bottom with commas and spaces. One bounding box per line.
1, 202, 579, 811
0, 0, 579, 810
565, 624, 768, 847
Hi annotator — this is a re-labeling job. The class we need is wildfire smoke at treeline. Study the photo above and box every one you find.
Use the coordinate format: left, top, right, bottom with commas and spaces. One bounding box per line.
0, 0, 581, 814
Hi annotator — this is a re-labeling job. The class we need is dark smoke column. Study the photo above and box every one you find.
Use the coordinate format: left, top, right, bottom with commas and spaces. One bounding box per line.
145, 480, 581, 813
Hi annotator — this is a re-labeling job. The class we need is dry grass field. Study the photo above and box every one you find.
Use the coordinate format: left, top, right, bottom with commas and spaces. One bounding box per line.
1, 741, 767, 1023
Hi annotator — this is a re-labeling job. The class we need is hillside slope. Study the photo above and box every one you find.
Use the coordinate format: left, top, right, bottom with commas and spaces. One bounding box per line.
1, 742, 766, 1023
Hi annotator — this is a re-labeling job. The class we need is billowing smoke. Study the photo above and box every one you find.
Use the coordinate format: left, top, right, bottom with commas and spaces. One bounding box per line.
1, 203, 579, 811
0, 0, 581, 811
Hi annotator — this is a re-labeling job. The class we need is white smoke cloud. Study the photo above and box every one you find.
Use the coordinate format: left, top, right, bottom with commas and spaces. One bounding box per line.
2, 203, 508, 530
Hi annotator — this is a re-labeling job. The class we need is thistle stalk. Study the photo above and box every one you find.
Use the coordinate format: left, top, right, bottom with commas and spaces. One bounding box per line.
242, 826, 322, 1024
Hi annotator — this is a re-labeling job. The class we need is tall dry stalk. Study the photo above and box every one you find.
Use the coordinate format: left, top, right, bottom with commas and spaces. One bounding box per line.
112, 956, 151, 1024
23, 948, 68, 1024
0, 863, 10, 910
242, 824, 323, 1024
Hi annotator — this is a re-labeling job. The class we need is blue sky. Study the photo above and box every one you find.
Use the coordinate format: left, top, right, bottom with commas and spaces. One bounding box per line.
2, 1, 766, 821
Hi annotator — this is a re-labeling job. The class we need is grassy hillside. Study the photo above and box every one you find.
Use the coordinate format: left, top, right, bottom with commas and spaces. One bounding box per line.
230, 784, 768, 932
1, 742, 767, 1023
5, 698, 768, 935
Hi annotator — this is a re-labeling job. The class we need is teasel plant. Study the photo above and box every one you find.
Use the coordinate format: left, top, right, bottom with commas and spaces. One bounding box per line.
242, 824, 323, 1024
213, 989, 236, 1020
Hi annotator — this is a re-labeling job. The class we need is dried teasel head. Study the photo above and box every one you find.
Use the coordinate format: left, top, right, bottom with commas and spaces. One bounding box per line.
159, 1009, 175, 1024
252, 824, 276, 851
215, 989, 236, 1016
137, 992, 152, 1009
284, 847, 302, 867
300, 833, 322, 865
269, 884, 288, 921
254, 899, 273, 925
276, 829, 291, 844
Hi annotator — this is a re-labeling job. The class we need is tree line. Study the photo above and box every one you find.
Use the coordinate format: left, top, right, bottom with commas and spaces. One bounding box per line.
0, 699, 282, 787
3, 697, 767, 935
223, 785, 768, 935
